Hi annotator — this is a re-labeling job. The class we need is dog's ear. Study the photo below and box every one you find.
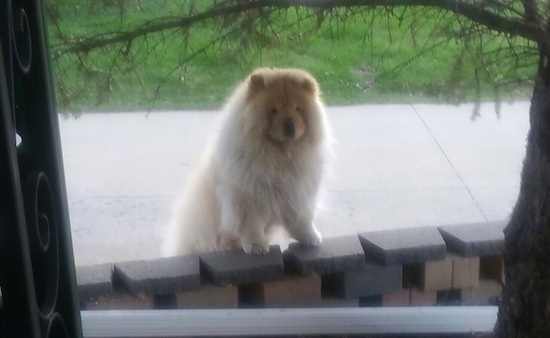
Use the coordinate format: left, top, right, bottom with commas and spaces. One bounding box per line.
249, 72, 265, 91
301, 76, 318, 95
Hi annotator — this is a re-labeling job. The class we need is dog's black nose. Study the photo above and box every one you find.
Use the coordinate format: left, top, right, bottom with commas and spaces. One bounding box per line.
283, 118, 295, 137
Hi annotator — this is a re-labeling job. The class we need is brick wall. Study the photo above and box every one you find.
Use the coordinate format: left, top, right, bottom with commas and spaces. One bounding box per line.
77, 221, 505, 310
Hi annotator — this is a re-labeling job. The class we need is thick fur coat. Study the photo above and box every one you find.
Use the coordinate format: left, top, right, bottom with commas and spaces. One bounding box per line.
163, 68, 331, 255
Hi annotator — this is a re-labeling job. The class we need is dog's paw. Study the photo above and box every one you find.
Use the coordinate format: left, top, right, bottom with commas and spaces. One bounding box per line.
298, 226, 322, 247
241, 240, 270, 255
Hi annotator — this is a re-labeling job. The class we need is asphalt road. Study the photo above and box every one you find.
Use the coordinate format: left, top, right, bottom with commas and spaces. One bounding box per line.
58, 102, 530, 266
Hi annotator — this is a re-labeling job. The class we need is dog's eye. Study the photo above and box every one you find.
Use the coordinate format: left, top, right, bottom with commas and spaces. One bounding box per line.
296, 106, 303, 113
269, 108, 277, 116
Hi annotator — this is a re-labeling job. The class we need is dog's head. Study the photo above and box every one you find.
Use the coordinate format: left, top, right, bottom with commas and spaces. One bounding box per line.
245, 68, 321, 143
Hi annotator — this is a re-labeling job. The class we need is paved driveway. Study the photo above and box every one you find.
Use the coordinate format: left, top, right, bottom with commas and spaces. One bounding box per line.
58, 102, 530, 266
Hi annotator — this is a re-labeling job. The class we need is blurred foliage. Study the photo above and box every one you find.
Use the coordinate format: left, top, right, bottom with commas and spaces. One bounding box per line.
45, 0, 543, 112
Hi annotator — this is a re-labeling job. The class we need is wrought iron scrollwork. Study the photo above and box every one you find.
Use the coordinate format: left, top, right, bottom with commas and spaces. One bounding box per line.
44, 312, 70, 337
24, 172, 70, 337
0, 0, 82, 336
11, 7, 32, 74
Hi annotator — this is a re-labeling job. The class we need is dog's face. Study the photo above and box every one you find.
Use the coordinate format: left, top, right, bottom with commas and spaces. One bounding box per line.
245, 68, 319, 143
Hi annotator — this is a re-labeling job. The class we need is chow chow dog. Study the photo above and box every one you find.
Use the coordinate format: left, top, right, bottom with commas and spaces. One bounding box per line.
163, 67, 331, 255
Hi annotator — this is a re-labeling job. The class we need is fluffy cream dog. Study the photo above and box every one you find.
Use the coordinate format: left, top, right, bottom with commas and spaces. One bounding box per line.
163, 68, 331, 255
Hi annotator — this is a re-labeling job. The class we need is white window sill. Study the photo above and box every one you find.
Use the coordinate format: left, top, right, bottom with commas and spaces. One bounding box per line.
81, 306, 497, 337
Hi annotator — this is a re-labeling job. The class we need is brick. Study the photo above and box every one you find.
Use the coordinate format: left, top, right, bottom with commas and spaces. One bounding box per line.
319, 296, 359, 308
114, 255, 200, 296
359, 295, 383, 307
404, 258, 452, 291
410, 287, 437, 306
359, 227, 446, 265
283, 235, 366, 275
154, 283, 239, 310
82, 286, 153, 310
240, 274, 321, 308
322, 257, 402, 299
199, 245, 284, 286
176, 284, 238, 309
450, 253, 480, 289
461, 279, 503, 305
480, 256, 505, 283
382, 289, 409, 307
76, 263, 113, 301
153, 294, 177, 309
438, 221, 505, 257
436, 289, 461, 306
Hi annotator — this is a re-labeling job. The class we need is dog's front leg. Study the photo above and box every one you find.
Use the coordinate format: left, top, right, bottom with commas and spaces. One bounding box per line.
238, 212, 270, 255
284, 211, 322, 247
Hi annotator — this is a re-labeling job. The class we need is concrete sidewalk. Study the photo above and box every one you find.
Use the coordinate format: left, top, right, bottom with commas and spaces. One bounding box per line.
58, 102, 530, 266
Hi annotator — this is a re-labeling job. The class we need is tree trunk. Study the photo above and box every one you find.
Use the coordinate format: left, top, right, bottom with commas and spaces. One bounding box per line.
494, 25, 550, 337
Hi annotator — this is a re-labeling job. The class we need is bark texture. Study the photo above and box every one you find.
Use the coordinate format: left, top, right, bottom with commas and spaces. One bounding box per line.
495, 27, 550, 337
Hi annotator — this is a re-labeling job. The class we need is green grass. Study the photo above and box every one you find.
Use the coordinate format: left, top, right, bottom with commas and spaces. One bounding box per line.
47, 1, 538, 112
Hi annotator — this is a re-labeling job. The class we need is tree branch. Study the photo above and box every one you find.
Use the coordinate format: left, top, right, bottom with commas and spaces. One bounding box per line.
521, 0, 541, 24
56, 0, 545, 57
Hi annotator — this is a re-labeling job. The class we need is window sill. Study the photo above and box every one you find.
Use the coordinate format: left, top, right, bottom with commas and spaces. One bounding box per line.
81, 306, 497, 337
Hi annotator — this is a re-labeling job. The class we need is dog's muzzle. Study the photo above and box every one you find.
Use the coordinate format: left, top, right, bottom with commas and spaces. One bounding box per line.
283, 118, 295, 138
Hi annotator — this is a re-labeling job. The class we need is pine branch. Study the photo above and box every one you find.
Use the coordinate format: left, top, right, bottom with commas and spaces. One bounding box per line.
56, 0, 545, 57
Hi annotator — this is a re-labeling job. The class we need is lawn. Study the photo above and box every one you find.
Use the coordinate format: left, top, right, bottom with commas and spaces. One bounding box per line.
47, 1, 538, 112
